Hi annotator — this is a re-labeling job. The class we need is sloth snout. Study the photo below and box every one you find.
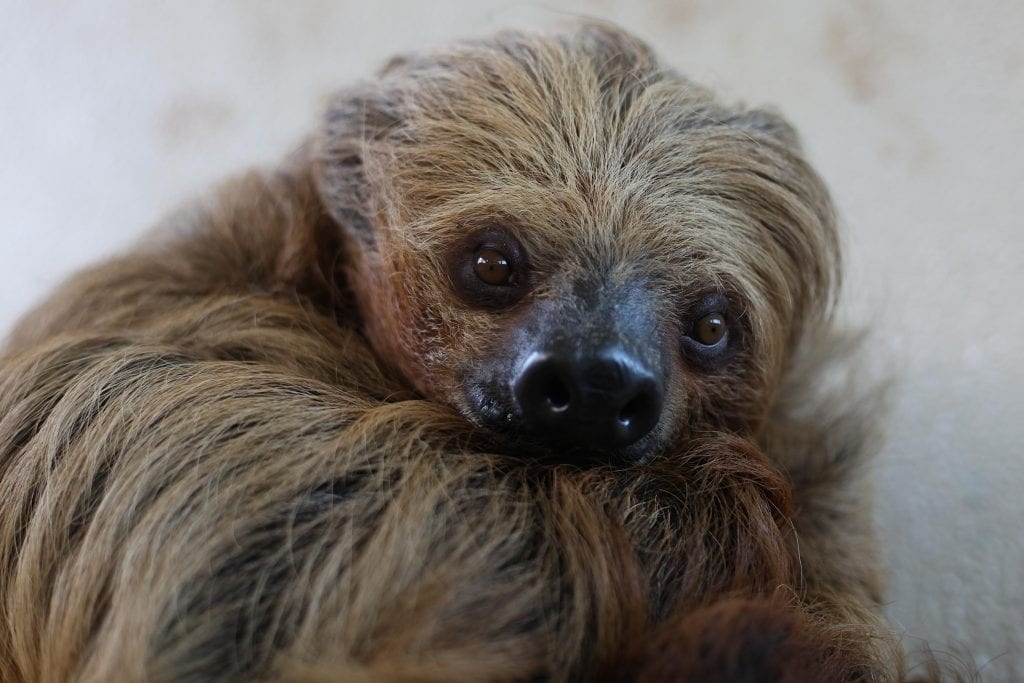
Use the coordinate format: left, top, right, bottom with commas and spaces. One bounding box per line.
513, 348, 663, 454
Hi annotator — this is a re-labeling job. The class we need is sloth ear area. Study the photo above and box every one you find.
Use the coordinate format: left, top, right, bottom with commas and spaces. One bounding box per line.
314, 86, 403, 250
723, 108, 801, 149
266, 144, 349, 308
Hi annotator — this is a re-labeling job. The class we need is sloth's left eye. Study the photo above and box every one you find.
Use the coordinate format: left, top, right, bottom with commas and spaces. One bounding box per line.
693, 312, 727, 346
474, 248, 512, 286
680, 293, 735, 369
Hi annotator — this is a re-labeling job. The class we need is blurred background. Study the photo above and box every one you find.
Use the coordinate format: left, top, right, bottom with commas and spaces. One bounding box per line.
1, 1, 1021, 679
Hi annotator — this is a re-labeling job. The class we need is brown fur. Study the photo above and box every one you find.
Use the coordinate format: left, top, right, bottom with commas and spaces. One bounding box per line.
0, 23, 969, 682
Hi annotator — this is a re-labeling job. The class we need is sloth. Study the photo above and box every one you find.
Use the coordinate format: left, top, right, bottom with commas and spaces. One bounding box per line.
0, 23, 935, 683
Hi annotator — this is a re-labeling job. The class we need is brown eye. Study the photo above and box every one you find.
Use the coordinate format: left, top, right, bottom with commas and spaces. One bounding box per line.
474, 248, 512, 286
449, 229, 528, 308
694, 312, 727, 345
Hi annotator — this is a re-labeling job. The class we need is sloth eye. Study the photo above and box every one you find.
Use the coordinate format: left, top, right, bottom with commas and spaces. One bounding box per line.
680, 293, 735, 370
474, 248, 512, 286
449, 230, 528, 308
694, 312, 727, 346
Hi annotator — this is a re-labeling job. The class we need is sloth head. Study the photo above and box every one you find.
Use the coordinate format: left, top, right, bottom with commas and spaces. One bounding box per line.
314, 24, 838, 465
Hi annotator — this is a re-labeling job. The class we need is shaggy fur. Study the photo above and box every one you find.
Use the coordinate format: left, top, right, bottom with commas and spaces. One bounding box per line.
0, 24, 955, 682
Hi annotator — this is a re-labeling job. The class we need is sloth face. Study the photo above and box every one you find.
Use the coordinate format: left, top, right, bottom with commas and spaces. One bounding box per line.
444, 220, 736, 465
318, 26, 837, 465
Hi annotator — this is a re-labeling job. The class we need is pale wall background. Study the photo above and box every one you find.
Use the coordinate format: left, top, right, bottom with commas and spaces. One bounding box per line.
1, 1, 1021, 679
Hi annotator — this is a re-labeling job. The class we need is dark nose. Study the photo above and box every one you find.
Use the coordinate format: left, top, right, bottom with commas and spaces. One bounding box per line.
512, 349, 663, 452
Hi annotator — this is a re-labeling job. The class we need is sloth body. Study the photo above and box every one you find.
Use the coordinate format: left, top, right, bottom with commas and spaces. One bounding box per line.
1, 25, 907, 682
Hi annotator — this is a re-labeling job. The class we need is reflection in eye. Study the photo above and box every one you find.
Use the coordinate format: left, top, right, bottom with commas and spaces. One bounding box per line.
474, 248, 512, 286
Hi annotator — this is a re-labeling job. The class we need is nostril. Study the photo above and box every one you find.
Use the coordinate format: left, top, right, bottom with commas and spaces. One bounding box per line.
615, 378, 661, 443
618, 392, 649, 427
543, 375, 571, 412
514, 352, 575, 425
614, 382, 655, 423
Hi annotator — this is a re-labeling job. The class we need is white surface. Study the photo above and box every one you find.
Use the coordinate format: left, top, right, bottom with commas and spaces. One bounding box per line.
2, 2, 1021, 679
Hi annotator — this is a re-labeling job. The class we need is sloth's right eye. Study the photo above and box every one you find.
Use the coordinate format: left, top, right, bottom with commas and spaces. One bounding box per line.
448, 230, 528, 308
474, 248, 512, 286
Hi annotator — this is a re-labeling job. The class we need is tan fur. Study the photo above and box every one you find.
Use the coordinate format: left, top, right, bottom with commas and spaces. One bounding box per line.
0, 23, 966, 682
